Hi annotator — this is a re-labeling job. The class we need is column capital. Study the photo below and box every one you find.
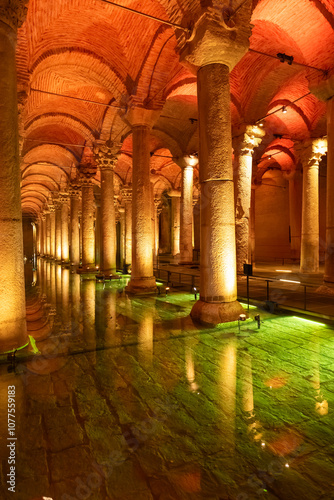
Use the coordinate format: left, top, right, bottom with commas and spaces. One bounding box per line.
48, 204, 55, 213
124, 106, 161, 128
233, 124, 265, 156
0, 0, 28, 31
69, 185, 81, 198
295, 138, 327, 168
176, 2, 252, 73
122, 186, 132, 201
174, 154, 198, 169
308, 70, 334, 102
93, 139, 120, 170
59, 193, 69, 204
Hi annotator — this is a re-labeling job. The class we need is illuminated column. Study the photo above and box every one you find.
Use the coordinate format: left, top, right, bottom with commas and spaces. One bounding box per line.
55, 200, 62, 261
233, 125, 264, 274
45, 210, 51, 257
309, 78, 334, 282
36, 219, 41, 255
122, 187, 132, 267
170, 192, 181, 256
177, 7, 252, 322
119, 206, 125, 267
125, 108, 160, 293
298, 140, 326, 274
60, 194, 69, 263
325, 98, 334, 282
0, 2, 35, 350
81, 178, 95, 270
79, 209, 82, 262
176, 157, 197, 264
93, 141, 118, 274
153, 198, 162, 261
49, 205, 56, 259
249, 187, 256, 264
40, 214, 46, 256
69, 187, 80, 266
94, 196, 101, 270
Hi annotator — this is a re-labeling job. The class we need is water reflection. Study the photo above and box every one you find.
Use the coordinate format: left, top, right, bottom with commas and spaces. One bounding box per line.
15, 260, 334, 499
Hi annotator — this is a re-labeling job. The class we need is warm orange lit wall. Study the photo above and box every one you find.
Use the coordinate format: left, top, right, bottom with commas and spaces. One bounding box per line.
255, 170, 291, 261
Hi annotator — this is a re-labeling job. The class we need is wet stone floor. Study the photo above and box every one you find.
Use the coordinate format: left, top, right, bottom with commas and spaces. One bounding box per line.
1, 261, 334, 500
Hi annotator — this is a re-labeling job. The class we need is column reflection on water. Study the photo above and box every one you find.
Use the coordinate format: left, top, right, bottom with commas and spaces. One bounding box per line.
137, 305, 154, 368
50, 263, 56, 311
70, 272, 81, 337
219, 339, 237, 451
240, 351, 262, 441
81, 279, 96, 360
102, 286, 117, 346
61, 267, 70, 326
311, 338, 328, 416
185, 336, 199, 393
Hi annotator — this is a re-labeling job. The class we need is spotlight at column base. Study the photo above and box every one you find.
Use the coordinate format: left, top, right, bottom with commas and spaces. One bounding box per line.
125, 276, 157, 294
190, 299, 245, 325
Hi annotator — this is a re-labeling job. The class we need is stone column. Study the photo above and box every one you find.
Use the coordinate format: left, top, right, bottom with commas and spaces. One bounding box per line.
125, 108, 160, 293
0, 0, 29, 351
153, 198, 161, 261
177, 4, 252, 323
40, 214, 46, 256
55, 199, 62, 261
94, 140, 118, 274
249, 187, 256, 264
94, 195, 101, 270
326, 98, 334, 282
36, 219, 41, 255
119, 206, 125, 267
69, 187, 80, 266
49, 205, 56, 259
298, 140, 326, 274
233, 125, 264, 274
45, 210, 51, 257
122, 187, 132, 268
170, 192, 181, 256
81, 178, 96, 270
60, 194, 69, 263
176, 157, 197, 264
309, 76, 334, 282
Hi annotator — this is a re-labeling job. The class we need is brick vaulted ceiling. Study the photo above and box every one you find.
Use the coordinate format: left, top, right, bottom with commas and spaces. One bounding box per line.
17, 0, 334, 216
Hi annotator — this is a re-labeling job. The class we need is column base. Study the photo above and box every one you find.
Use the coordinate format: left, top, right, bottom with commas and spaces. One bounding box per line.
76, 265, 95, 274
190, 299, 245, 325
0, 318, 29, 354
125, 276, 157, 294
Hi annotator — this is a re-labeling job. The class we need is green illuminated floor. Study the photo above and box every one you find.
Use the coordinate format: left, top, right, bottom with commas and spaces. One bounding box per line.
1, 261, 334, 499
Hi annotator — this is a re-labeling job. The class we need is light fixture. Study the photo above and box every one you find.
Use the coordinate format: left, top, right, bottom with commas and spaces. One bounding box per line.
193, 287, 198, 300
282, 106, 287, 113
254, 314, 261, 329
165, 286, 170, 297
279, 279, 300, 284
238, 313, 247, 334
267, 155, 272, 160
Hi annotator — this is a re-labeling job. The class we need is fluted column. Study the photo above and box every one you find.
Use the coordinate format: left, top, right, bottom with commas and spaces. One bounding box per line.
298, 140, 326, 274
233, 125, 264, 274
69, 187, 80, 266
54, 199, 62, 261
60, 193, 69, 263
122, 187, 132, 267
94, 140, 118, 274
170, 192, 181, 256
0, 0, 29, 351
177, 4, 252, 322
125, 108, 160, 293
